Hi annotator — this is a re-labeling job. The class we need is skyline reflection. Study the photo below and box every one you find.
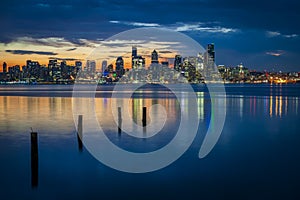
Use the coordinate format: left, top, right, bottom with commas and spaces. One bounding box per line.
1, 93, 298, 138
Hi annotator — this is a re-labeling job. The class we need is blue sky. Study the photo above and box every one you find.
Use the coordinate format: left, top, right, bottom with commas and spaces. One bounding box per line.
0, 0, 300, 71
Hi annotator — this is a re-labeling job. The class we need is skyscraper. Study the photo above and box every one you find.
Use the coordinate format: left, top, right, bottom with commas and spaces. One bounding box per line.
86, 60, 96, 73
60, 60, 67, 77
151, 50, 159, 64
107, 64, 113, 73
174, 55, 182, 71
48, 59, 58, 69
206, 43, 215, 67
132, 46, 137, 58
27, 60, 40, 78
132, 46, 138, 68
207, 44, 215, 59
132, 56, 145, 70
102, 60, 107, 73
48, 59, 58, 79
75, 61, 82, 73
2, 62, 7, 73
116, 56, 124, 77
205, 43, 215, 78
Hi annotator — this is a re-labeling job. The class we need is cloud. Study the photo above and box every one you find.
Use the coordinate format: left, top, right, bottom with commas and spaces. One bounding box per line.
266, 31, 281, 37
266, 50, 285, 57
173, 23, 238, 33
266, 31, 298, 38
48, 57, 81, 61
5, 50, 57, 55
36, 3, 50, 8
158, 50, 173, 54
66, 48, 77, 51
8, 37, 101, 48
75, 39, 101, 48
12, 37, 74, 47
148, 41, 181, 45
99, 39, 147, 48
109, 21, 120, 24
131, 22, 160, 27
109, 21, 237, 34
109, 21, 160, 27
284, 34, 298, 38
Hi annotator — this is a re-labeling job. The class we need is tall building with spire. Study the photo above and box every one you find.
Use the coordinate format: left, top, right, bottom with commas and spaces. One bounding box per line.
151, 50, 159, 64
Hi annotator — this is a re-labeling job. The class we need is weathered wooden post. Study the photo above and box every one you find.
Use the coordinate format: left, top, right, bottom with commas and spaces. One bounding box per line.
30, 129, 38, 188
77, 115, 83, 152
142, 107, 147, 127
118, 107, 122, 134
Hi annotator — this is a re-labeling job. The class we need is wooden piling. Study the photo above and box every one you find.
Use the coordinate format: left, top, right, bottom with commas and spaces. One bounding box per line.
77, 115, 83, 152
30, 131, 38, 188
118, 107, 122, 134
142, 107, 147, 127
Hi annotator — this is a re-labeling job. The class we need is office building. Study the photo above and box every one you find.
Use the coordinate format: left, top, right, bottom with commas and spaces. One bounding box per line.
116, 57, 124, 77
151, 50, 159, 64
2, 62, 7, 73
174, 55, 182, 71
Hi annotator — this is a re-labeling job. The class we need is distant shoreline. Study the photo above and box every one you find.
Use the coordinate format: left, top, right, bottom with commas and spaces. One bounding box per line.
0, 83, 299, 98
0, 81, 300, 86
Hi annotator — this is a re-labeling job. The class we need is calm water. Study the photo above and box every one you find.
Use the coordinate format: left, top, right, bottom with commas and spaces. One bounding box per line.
0, 84, 300, 199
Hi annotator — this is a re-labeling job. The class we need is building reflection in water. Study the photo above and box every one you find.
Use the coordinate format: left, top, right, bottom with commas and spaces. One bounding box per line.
269, 95, 293, 118
95, 97, 183, 131
0, 93, 298, 135
242, 95, 298, 118
89, 94, 208, 140
227, 93, 298, 119
0, 96, 74, 134
239, 96, 243, 119
196, 92, 204, 121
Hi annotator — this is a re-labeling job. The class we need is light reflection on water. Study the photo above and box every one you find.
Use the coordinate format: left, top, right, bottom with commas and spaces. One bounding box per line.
0, 93, 298, 141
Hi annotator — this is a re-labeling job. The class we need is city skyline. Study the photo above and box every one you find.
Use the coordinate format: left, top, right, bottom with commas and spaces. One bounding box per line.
1, 46, 300, 73
1, 39, 299, 72
1, 44, 299, 84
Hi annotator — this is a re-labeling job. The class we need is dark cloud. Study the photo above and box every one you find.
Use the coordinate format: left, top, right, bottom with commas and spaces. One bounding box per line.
66, 48, 77, 51
5, 50, 57, 55
48, 57, 81, 61
1, 0, 299, 34
0, 0, 299, 70
159, 50, 174, 54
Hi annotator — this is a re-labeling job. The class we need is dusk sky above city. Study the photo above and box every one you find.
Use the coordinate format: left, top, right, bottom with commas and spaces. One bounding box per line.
0, 0, 300, 71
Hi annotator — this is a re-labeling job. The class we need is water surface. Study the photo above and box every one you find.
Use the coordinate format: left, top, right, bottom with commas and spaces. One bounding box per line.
0, 84, 299, 199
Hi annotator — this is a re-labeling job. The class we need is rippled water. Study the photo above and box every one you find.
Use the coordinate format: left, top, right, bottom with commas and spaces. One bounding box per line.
0, 84, 299, 199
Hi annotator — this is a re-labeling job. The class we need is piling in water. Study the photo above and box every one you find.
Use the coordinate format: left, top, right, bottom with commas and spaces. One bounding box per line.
77, 115, 83, 152
30, 131, 38, 188
118, 107, 122, 134
142, 107, 147, 127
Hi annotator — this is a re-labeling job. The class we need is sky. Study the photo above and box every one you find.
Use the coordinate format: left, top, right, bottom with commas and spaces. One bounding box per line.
0, 0, 300, 71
